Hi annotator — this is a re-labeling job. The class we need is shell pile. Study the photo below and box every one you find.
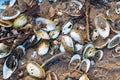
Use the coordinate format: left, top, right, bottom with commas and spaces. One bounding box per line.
0, 0, 120, 80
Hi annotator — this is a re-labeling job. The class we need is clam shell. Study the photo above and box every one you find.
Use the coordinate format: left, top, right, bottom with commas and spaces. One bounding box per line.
94, 50, 103, 61
75, 43, 83, 52
70, 29, 83, 43
94, 14, 110, 39
0, 19, 12, 27
82, 44, 95, 59
62, 20, 73, 34
79, 74, 89, 80
0, 9, 20, 20
13, 15, 27, 29
115, 1, 120, 14
61, 36, 74, 52
49, 27, 60, 39
27, 62, 45, 78
35, 18, 56, 31
3, 55, 18, 79
37, 40, 49, 56
34, 29, 50, 39
107, 34, 120, 49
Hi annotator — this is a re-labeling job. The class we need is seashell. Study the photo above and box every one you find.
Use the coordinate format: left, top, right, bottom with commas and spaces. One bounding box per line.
94, 14, 110, 39
62, 20, 73, 34
13, 15, 27, 29
60, 44, 66, 53
112, 45, 120, 58
68, 54, 81, 68
79, 74, 89, 80
107, 34, 120, 49
0, 43, 10, 58
0, 19, 12, 27
110, 18, 120, 33
61, 35, 74, 52
94, 36, 110, 49
115, 1, 120, 14
91, 29, 99, 41
0, 8, 21, 20
79, 59, 90, 73
93, 50, 103, 61
37, 40, 49, 56
75, 43, 83, 52
70, 29, 84, 43
34, 29, 50, 40
49, 27, 60, 39
82, 44, 95, 59
26, 62, 45, 78
63, 0, 85, 17
3, 55, 18, 79
35, 18, 56, 31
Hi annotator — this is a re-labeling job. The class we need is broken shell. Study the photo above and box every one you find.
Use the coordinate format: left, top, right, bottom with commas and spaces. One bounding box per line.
26, 62, 45, 78
82, 44, 95, 59
70, 29, 84, 43
34, 29, 50, 39
93, 50, 103, 61
37, 40, 49, 56
111, 18, 120, 33
94, 14, 110, 39
35, 18, 56, 31
62, 20, 73, 34
68, 54, 81, 68
79, 74, 89, 80
3, 55, 18, 79
107, 34, 120, 49
0, 19, 12, 27
49, 27, 60, 39
61, 35, 74, 52
0, 8, 20, 20
79, 59, 90, 73
13, 15, 27, 29
0, 43, 10, 58
91, 29, 99, 41
115, 1, 120, 14
75, 43, 83, 52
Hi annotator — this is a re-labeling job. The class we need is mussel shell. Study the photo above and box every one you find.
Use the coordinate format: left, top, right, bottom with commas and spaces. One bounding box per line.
37, 40, 49, 56
62, 20, 73, 34
115, 1, 120, 14
49, 27, 60, 39
34, 29, 50, 40
94, 14, 110, 39
61, 35, 74, 52
13, 15, 27, 29
82, 44, 95, 59
0, 8, 20, 20
0, 19, 12, 27
93, 50, 103, 61
35, 18, 56, 31
3, 55, 18, 79
107, 34, 120, 49
75, 43, 83, 52
70, 29, 84, 43
26, 62, 45, 78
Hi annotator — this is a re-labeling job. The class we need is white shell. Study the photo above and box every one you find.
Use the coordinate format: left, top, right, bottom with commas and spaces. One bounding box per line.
1, 9, 20, 20
60, 44, 66, 53
37, 41, 49, 56
94, 50, 103, 61
94, 15, 110, 39
91, 29, 99, 41
35, 18, 56, 31
61, 36, 74, 51
107, 34, 120, 49
75, 43, 83, 51
79, 74, 89, 80
115, 1, 120, 14
34, 29, 50, 39
3, 56, 18, 79
68, 54, 81, 68
70, 30, 83, 43
62, 20, 73, 34
79, 59, 90, 73
27, 62, 45, 78
49, 28, 60, 39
